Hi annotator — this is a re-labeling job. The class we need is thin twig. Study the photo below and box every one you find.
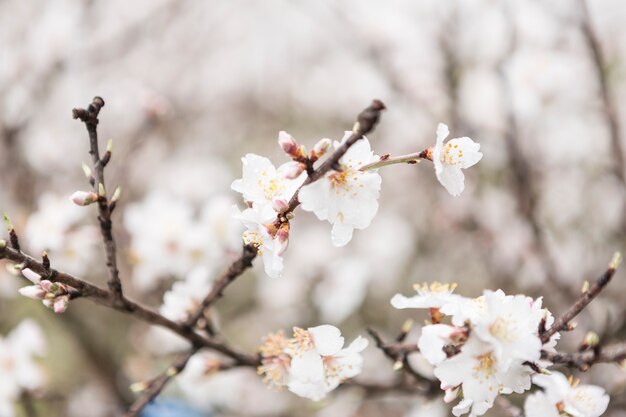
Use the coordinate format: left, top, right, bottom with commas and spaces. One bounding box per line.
72, 97, 124, 302
124, 350, 197, 417
541, 253, 621, 344
542, 340, 626, 370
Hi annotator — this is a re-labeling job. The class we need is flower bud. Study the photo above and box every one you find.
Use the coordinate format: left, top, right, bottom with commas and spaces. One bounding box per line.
71, 191, 99, 206
111, 186, 122, 203
312, 138, 332, 159
18, 285, 46, 300
53, 295, 70, 314
278, 131, 298, 156
281, 161, 305, 180
276, 223, 290, 256
81, 162, 92, 178
272, 198, 289, 213
22, 268, 42, 284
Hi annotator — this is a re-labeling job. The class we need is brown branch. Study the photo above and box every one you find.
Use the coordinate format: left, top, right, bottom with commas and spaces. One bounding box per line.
540, 253, 621, 344
185, 100, 386, 329
367, 327, 424, 382
542, 341, 626, 370
72, 97, 124, 302
124, 350, 197, 417
0, 244, 259, 367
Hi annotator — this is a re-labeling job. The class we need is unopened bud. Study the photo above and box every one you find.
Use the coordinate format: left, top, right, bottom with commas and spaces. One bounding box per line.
0, 239, 5, 250
106, 139, 113, 153
401, 319, 413, 334
566, 322, 578, 331
278, 131, 298, 156
111, 186, 122, 203
581, 280, 590, 293
392, 360, 403, 371
312, 138, 332, 159
272, 198, 289, 213
281, 161, 305, 179
583, 332, 600, 348
22, 268, 42, 284
2, 213, 12, 231
71, 191, 99, 206
53, 295, 69, 314
130, 382, 149, 393
165, 367, 178, 377
276, 223, 290, 256
81, 162, 92, 178
18, 285, 46, 300
610, 252, 622, 270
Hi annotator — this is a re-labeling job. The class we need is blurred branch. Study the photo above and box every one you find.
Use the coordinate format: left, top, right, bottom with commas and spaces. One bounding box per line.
541, 253, 621, 344
542, 340, 626, 370
579, 0, 626, 186
124, 350, 197, 417
185, 99, 386, 329
495, 396, 523, 417
72, 97, 124, 302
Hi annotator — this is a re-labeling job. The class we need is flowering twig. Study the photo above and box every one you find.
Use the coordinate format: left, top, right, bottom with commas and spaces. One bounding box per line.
186, 100, 386, 328
540, 252, 621, 344
0, 242, 259, 366
72, 97, 124, 302
541, 340, 626, 370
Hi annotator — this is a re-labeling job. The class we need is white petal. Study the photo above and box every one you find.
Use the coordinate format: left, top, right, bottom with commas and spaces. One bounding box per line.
525, 392, 560, 417
298, 179, 331, 221
436, 165, 465, 196
418, 324, 456, 365
447, 137, 483, 169
452, 398, 473, 416
21, 268, 42, 284
309, 325, 344, 356
331, 221, 354, 247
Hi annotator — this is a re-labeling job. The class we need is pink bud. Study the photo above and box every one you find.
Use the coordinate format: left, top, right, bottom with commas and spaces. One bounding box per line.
71, 191, 98, 206
22, 268, 41, 284
281, 161, 305, 180
312, 138, 332, 158
39, 280, 56, 293
53, 295, 70, 314
272, 198, 289, 213
444, 387, 459, 403
278, 131, 298, 156
275, 223, 290, 256
18, 285, 46, 300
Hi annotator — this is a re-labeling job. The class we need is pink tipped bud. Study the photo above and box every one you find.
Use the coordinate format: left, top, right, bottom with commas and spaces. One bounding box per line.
281, 161, 305, 179
275, 223, 290, 256
18, 285, 46, 300
22, 268, 42, 284
71, 191, 98, 206
272, 198, 289, 213
278, 131, 298, 156
53, 295, 69, 314
312, 138, 332, 159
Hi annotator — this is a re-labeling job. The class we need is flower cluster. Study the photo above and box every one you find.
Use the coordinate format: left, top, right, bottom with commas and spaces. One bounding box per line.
257, 325, 368, 400
18, 268, 74, 313
524, 372, 609, 417
0, 320, 47, 417
392, 283, 558, 417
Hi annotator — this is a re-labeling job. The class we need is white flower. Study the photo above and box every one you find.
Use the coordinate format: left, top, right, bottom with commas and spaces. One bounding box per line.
233, 204, 288, 279
527, 372, 610, 417
160, 267, 213, 322
231, 153, 306, 210
0, 320, 46, 417
418, 324, 464, 365
391, 281, 462, 310
431, 123, 482, 196
471, 290, 542, 370
299, 133, 382, 247
287, 325, 368, 400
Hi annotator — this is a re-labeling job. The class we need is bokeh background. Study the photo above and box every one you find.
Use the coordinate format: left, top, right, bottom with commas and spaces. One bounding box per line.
1, 0, 626, 416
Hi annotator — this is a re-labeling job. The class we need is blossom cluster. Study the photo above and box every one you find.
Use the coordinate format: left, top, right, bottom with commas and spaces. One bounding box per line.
19, 268, 74, 314
0, 321, 47, 417
392, 282, 610, 416
257, 325, 368, 400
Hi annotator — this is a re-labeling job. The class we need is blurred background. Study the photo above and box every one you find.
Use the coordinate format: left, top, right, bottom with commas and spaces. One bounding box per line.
1, 0, 626, 416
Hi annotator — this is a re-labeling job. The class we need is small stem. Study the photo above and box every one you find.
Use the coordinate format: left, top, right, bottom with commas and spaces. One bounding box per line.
360, 152, 424, 171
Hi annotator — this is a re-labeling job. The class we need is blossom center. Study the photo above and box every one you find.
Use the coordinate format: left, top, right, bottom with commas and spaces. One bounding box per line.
473, 351, 497, 380
441, 143, 464, 165
257, 173, 286, 200
488, 317, 515, 342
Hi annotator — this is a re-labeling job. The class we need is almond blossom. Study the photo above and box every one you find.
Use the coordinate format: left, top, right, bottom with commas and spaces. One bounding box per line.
525, 372, 609, 417
298, 133, 382, 247
429, 123, 482, 197
160, 266, 213, 322
0, 320, 47, 417
233, 204, 289, 279
257, 325, 368, 401
231, 153, 306, 211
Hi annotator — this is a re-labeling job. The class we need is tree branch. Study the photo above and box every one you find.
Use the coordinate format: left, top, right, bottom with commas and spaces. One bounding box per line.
72, 97, 124, 302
